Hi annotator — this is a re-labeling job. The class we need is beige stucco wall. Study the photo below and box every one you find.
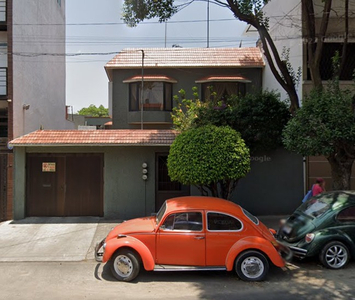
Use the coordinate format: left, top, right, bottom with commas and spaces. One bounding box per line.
12, 0, 73, 138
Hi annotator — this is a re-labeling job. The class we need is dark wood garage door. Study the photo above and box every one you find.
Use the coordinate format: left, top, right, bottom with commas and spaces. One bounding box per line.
26, 153, 103, 217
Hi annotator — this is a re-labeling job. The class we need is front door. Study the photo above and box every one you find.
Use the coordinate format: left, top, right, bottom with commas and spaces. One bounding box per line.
26, 153, 103, 217
155, 153, 190, 211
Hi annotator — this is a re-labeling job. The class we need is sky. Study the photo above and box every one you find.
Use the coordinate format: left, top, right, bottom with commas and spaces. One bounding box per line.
65, 0, 257, 112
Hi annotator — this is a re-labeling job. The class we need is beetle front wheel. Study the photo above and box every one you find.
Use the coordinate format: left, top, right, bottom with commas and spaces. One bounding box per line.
110, 249, 140, 282
235, 250, 269, 281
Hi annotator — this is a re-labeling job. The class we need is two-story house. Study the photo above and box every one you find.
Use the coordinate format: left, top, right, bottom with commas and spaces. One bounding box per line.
0, 0, 74, 221
9, 47, 303, 220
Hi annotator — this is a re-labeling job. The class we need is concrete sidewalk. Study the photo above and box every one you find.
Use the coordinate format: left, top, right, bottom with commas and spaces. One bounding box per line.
0, 215, 285, 262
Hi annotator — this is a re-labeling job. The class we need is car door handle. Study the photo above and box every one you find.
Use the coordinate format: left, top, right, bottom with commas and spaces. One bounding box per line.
194, 236, 205, 240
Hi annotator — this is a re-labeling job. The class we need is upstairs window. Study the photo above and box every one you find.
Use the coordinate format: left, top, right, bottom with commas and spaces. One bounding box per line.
196, 76, 250, 102
201, 82, 246, 101
0, 108, 7, 138
124, 75, 176, 112
306, 43, 355, 80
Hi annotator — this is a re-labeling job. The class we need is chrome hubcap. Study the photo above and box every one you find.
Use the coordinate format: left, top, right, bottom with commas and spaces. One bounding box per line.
241, 256, 264, 279
325, 245, 348, 268
114, 255, 133, 277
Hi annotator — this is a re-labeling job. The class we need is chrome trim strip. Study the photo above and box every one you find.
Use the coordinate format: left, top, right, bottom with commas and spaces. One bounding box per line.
154, 265, 226, 272
289, 246, 308, 256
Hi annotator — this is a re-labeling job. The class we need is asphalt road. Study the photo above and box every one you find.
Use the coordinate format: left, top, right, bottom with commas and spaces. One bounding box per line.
1, 259, 355, 300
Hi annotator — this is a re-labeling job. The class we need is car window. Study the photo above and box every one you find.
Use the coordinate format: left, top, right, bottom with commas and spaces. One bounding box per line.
207, 212, 242, 231
242, 208, 259, 225
156, 201, 167, 224
161, 212, 203, 231
337, 206, 355, 222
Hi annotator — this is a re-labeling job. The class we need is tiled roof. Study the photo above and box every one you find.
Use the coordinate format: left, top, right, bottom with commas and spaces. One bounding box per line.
105, 47, 264, 69
9, 130, 179, 147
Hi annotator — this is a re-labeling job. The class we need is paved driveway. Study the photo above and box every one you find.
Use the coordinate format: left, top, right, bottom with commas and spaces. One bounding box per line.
0, 217, 117, 262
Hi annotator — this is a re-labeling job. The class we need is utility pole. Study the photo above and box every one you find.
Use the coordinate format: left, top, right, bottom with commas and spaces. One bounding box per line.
207, 0, 210, 48
140, 50, 144, 130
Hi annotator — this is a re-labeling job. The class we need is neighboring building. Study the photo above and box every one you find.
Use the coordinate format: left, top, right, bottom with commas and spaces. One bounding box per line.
0, 0, 74, 221
259, 0, 355, 191
72, 114, 111, 129
10, 47, 303, 220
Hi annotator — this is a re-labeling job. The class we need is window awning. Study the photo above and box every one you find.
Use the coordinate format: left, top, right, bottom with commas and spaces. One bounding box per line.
123, 75, 177, 83
195, 75, 251, 84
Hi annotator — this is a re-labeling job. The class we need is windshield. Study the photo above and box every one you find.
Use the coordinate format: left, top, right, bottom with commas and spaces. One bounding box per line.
156, 201, 167, 224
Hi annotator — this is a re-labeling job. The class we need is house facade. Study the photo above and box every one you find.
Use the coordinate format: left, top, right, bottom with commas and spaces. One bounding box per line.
260, 0, 355, 191
10, 47, 303, 220
0, 0, 74, 221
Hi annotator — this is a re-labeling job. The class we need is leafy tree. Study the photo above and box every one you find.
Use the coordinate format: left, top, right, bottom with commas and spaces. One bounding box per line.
232, 91, 291, 153
172, 89, 290, 153
283, 70, 355, 190
168, 125, 250, 199
77, 105, 109, 117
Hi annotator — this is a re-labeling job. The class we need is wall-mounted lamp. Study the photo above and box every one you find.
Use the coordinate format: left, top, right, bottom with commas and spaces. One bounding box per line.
23, 104, 30, 110
7, 99, 11, 103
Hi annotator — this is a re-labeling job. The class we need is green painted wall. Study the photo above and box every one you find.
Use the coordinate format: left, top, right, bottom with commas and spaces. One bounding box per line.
111, 67, 263, 129
104, 146, 170, 219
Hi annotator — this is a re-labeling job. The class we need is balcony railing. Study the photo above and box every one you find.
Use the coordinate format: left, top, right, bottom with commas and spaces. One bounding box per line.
0, 67, 7, 98
0, 0, 5, 23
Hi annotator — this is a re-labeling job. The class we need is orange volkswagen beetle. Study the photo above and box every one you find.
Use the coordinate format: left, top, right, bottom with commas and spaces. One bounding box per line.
95, 196, 289, 282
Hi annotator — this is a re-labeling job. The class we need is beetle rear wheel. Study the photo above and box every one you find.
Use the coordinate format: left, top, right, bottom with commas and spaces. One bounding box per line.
235, 250, 269, 281
319, 241, 349, 269
110, 249, 140, 281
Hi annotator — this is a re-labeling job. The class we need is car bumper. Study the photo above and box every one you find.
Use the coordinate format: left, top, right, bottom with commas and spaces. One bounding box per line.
277, 239, 308, 258
94, 238, 105, 262
289, 245, 308, 258
275, 240, 293, 261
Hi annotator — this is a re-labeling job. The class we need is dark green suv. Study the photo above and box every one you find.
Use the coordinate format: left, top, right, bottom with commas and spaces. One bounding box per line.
277, 191, 355, 269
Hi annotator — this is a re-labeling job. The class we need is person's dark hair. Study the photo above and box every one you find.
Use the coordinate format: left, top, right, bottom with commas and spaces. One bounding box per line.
316, 178, 324, 184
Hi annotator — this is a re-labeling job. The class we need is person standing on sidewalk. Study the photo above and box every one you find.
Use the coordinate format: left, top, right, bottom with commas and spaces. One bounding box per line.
312, 178, 325, 196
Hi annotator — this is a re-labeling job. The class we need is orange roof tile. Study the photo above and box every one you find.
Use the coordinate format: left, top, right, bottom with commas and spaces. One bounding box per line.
9, 130, 179, 147
105, 47, 264, 70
